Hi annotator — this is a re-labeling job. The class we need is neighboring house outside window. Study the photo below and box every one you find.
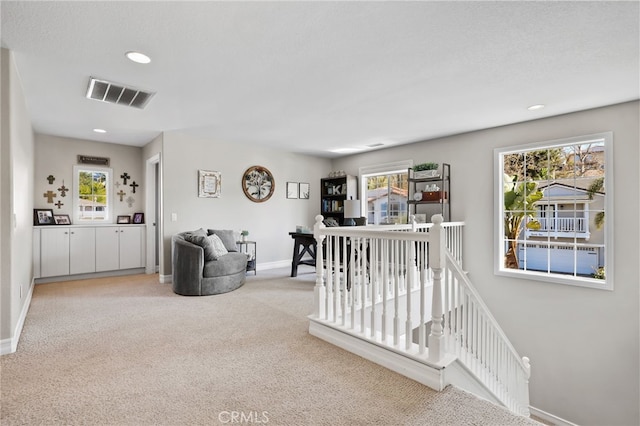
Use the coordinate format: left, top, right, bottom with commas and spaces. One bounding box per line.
367, 187, 408, 224
359, 160, 412, 225
523, 181, 605, 275
495, 132, 612, 290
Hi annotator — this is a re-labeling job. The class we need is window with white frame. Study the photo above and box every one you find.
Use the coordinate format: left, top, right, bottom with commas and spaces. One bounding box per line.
495, 132, 612, 290
360, 160, 411, 225
73, 165, 112, 223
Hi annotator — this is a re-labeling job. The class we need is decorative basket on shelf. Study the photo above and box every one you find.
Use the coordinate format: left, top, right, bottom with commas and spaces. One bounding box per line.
422, 191, 448, 202
413, 163, 439, 179
414, 170, 440, 179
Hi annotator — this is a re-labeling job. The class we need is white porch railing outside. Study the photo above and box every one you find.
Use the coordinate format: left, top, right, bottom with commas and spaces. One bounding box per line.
310, 214, 531, 416
526, 216, 590, 239
535, 216, 586, 232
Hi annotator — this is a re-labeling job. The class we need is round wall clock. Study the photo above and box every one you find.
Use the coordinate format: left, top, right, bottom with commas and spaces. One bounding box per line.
242, 165, 275, 203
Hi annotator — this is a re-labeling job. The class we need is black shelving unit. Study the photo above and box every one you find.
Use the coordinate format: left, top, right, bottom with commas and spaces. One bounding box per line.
320, 175, 357, 225
407, 163, 450, 222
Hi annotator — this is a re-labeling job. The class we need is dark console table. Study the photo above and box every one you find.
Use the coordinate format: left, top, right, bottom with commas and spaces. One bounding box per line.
289, 232, 317, 277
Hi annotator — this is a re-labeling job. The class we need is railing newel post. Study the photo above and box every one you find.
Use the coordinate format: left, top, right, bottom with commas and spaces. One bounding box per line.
428, 214, 445, 363
313, 215, 326, 319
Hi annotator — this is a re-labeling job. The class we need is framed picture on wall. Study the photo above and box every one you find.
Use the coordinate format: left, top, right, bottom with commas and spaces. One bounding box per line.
286, 182, 299, 199
198, 170, 221, 198
298, 183, 310, 199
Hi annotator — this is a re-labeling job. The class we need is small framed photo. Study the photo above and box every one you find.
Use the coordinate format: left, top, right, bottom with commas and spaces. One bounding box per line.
298, 183, 310, 199
198, 170, 221, 198
117, 215, 131, 224
34, 209, 55, 226
133, 212, 144, 224
286, 182, 299, 199
53, 214, 71, 225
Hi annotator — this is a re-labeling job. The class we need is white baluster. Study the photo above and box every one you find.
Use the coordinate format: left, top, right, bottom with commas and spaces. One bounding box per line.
444, 270, 450, 339
349, 236, 358, 330
325, 235, 331, 319
332, 235, 339, 323
342, 235, 348, 327
370, 238, 377, 339
418, 264, 426, 355
405, 239, 413, 350
393, 239, 400, 346
381, 239, 388, 343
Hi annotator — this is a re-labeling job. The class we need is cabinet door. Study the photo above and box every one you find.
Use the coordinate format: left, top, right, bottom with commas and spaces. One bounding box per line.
69, 227, 96, 275
41, 227, 70, 277
33, 228, 41, 278
119, 226, 143, 269
95, 226, 120, 272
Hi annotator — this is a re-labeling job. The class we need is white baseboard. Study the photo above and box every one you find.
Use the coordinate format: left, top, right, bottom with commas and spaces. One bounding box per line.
159, 274, 171, 284
530, 406, 578, 426
35, 268, 145, 284
256, 260, 290, 271
1, 278, 34, 356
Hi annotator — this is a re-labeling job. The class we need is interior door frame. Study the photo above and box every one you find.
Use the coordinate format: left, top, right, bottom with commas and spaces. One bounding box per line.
145, 153, 162, 277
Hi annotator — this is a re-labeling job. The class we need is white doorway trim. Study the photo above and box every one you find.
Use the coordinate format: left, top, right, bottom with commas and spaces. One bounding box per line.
145, 153, 162, 277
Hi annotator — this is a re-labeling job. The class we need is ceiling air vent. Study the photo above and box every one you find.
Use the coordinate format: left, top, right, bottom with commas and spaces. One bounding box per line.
86, 77, 155, 109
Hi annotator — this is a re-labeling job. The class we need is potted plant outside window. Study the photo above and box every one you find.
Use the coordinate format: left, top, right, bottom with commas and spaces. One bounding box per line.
413, 162, 439, 178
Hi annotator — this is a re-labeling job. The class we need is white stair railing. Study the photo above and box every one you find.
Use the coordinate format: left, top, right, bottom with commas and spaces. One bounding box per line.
441, 250, 531, 416
310, 214, 530, 416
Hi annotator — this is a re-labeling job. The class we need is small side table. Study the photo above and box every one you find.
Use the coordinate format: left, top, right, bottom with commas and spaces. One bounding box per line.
236, 240, 257, 275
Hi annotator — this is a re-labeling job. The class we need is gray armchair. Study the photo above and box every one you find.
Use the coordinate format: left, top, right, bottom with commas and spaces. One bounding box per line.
172, 229, 247, 296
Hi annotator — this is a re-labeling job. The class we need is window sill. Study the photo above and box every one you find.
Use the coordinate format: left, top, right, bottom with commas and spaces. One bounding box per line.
494, 267, 612, 291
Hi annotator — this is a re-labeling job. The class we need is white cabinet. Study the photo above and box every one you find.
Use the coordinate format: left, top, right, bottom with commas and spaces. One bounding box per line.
69, 227, 96, 274
95, 226, 144, 272
40, 228, 69, 277
40, 227, 95, 277
118, 226, 144, 269
36, 225, 144, 279
95, 227, 119, 272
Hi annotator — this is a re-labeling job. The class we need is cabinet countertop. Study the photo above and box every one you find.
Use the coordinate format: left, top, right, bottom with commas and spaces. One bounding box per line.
34, 223, 146, 228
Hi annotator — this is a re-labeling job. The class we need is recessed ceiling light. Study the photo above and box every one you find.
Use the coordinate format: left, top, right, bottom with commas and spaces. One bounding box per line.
93, 128, 107, 134
125, 51, 151, 64
527, 104, 545, 111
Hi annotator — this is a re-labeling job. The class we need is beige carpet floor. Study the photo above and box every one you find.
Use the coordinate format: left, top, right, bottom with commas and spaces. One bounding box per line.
1, 268, 541, 425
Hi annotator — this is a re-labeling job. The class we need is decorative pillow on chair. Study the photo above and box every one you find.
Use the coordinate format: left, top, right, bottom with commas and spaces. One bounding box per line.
207, 229, 237, 252
184, 233, 228, 261
208, 234, 229, 259
184, 228, 207, 238
184, 233, 215, 260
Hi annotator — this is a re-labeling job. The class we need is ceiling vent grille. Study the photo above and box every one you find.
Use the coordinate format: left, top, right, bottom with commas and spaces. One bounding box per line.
86, 77, 155, 109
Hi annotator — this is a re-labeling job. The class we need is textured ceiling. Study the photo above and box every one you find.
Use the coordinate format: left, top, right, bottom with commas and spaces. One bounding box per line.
1, 1, 638, 157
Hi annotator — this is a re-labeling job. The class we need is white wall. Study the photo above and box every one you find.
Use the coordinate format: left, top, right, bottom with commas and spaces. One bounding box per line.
331, 101, 640, 426
0, 48, 35, 353
161, 130, 331, 276
33, 135, 143, 220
